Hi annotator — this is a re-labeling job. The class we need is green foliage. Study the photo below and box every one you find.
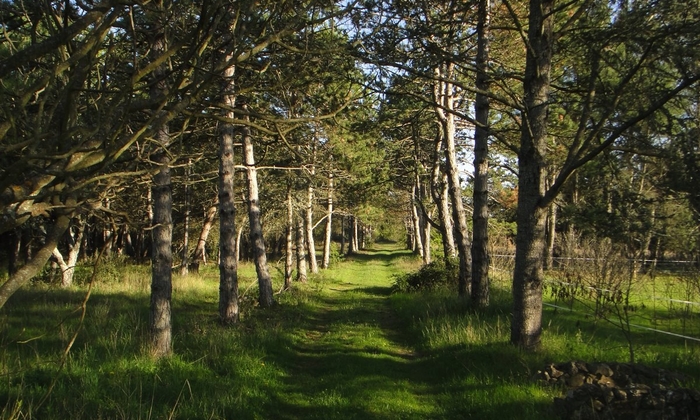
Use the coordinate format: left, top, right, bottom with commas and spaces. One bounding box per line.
391, 258, 457, 293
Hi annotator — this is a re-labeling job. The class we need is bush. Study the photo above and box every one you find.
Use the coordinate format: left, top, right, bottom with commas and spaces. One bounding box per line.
391, 258, 458, 293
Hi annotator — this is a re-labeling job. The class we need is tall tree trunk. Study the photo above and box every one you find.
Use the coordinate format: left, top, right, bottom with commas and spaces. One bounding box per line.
340, 215, 346, 255
322, 172, 333, 269
306, 153, 318, 274
218, 61, 239, 324
149, 18, 173, 358
411, 184, 424, 258
150, 139, 173, 357
435, 63, 472, 297
191, 202, 217, 273
431, 134, 456, 265
471, 0, 492, 308
351, 216, 359, 254
242, 116, 274, 308
180, 158, 191, 276
544, 199, 557, 271
285, 184, 294, 289
511, 0, 554, 350
296, 211, 308, 283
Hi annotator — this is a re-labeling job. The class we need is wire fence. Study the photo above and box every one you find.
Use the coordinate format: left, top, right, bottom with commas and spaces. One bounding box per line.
489, 253, 700, 343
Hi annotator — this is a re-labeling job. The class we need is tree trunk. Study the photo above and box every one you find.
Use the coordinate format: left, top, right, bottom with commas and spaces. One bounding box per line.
149, 21, 173, 358
296, 211, 308, 283
180, 158, 191, 276
306, 156, 318, 274
544, 199, 557, 271
150, 144, 173, 358
340, 215, 346, 255
511, 0, 554, 350
242, 117, 274, 308
218, 62, 239, 325
411, 184, 424, 258
52, 216, 86, 287
191, 202, 217, 273
285, 184, 294, 289
322, 173, 333, 269
435, 63, 472, 297
471, 0, 492, 308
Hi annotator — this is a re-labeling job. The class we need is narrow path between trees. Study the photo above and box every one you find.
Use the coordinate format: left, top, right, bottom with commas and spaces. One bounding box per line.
263, 244, 459, 419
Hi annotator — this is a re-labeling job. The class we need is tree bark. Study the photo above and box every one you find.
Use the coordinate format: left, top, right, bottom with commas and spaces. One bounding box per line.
180, 158, 191, 276
191, 202, 217, 273
471, 0, 492, 308
149, 20, 173, 358
511, 0, 554, 350
150, 144, 173, 358
218, 62, 239, 325
296, 211, 308, 283
241, 114, 274, 308
435, 63, 472, 296
305, 154, 318, 274
285, 184, 294, 289
411, 184, 424, 258
322, 172, 333, 269
52, 216, 86, 287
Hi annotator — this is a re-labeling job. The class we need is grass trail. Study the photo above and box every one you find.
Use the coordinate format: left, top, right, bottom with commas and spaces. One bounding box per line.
267, 245, 439, 419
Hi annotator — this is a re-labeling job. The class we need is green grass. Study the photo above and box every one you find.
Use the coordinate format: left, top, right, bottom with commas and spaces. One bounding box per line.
0, 243, 698, 419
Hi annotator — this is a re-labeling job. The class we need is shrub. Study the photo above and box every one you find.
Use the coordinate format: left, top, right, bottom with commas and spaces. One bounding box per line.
391, 258, 458, 293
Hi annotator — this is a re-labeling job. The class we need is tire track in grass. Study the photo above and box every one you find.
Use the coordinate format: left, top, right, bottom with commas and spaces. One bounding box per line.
274, 245, 440, 420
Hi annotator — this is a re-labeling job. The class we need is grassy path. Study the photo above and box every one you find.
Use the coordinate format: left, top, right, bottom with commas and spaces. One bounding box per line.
269, 245, 437, 419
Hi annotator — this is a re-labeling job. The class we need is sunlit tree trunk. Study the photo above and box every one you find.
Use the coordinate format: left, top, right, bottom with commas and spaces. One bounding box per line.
296, 211, 308, 282
180, 158, 191, 276
435, 63, 472, 297
322, 172, 333, 269
52, 216, 86, 287
285, 184, 294, 288
241, 112, 274, 308
306, 150, 318, 274
191, 202, 217, 273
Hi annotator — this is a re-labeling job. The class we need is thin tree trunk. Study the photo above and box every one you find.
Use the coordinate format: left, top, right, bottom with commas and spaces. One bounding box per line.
241, 117, 274, 308
544, 199, 557, 271
471, 0, 492, 308
285, 184, 294, 289
511, 0, 554, 350
431, 134, 456, 264
411, 184, 424, 258
191, 202, 217, 273
218, 61, 239, 325
180, 158, 191, 276
322, 172, 333, 269
296, 212, 308, 283
306, 152, 318, 274
435, 63, 472, 296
